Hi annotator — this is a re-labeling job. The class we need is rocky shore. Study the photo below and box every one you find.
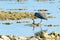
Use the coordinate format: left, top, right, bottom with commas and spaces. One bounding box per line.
0, 32, 60, 40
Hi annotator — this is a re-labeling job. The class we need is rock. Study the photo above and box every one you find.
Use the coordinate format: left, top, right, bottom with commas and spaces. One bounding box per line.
7, 35, 19, 40
7, 35, 14, 40
1, 35, 10, 40
18, 37, 27, 40
29, 37, 38, 40
42, 32, 51, 38
35, 36, 41, 40
0, 38, 3, 40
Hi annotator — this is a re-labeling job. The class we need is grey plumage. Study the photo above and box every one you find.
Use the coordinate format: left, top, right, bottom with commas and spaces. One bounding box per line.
34, 12, 47, 20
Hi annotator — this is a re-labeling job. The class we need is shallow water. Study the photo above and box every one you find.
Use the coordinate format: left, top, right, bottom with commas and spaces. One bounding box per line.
0, 0, 60, 37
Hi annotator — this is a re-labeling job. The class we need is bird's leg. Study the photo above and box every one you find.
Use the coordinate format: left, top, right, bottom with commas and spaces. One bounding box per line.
32, 19, 35, 31
40, 19, 42, 23
32, 19, 35, 35
41, 27, 42, 32
32, 24, 35, 31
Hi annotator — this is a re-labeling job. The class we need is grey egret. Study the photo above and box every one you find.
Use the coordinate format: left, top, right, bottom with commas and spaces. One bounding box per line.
31, 12, 48, 34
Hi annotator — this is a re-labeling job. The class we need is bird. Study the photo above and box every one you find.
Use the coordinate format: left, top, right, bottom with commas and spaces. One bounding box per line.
34, 12, 47, 23
30, 12, 48, 34
27, 12, 47, 35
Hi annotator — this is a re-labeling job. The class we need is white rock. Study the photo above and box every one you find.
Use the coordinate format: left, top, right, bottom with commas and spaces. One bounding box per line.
1, 35, 10, 40
0, 38, 3, 40
8, 35, 19, 40
13, 36, 19, 40
42, 32, 51, 38
18, 37, 27, 40
29, 37, 38, 40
